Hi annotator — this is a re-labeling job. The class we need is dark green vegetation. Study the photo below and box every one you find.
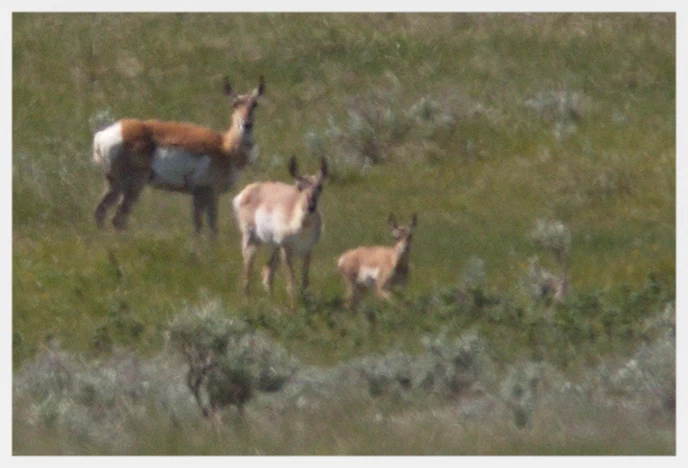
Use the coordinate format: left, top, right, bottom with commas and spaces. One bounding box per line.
13, 13, 674, 454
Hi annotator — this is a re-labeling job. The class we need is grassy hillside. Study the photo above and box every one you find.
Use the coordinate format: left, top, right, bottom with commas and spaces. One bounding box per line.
12, 13, 675, 454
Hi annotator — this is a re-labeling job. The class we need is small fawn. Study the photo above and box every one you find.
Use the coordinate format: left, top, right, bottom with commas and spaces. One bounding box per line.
338, 213, 417, 308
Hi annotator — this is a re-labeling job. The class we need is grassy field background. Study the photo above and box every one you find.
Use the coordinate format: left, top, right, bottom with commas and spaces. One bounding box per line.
12, 13, 675, 455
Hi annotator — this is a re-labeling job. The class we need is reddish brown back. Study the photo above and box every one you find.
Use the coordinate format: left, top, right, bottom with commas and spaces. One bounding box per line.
120, 119, 227, 158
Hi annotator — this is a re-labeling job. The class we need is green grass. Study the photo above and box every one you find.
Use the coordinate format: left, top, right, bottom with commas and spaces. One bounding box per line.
12, 12, 675, 454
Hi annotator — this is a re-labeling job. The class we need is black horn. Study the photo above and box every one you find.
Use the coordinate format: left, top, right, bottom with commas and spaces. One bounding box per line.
256, 75, 265, 96
319, 157, 328, 179
288, 156, 299, 179
223, 76, 232, 96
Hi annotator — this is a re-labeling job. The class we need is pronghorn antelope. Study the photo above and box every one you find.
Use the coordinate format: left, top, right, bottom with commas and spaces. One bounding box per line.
92, 76, 265, 235
338, 213, 417, 309
232, 156, 328, 303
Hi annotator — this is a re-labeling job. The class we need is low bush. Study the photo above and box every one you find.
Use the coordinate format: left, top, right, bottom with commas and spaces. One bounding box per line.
13, 294, 674, 454
167, 299, 299, 416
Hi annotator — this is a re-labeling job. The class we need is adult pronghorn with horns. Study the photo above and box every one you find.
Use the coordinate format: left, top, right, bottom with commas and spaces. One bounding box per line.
233, 156, 328, 304
92, 76, 265, 235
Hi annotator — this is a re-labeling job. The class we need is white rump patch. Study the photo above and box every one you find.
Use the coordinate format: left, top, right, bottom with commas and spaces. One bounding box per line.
92, 121, 124, 170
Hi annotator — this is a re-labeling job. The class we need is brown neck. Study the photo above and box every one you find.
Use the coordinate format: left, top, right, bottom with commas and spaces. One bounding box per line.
221, 122, 252, 166
291, 196, 318, 230
222, 124, 242, 152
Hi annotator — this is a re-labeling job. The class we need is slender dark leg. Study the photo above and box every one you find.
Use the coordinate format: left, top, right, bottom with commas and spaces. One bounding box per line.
241, 234, 258, 295
262, 248, 281, 294
301, 252, 311, 293
281, 248, 297, 306
192, 187, 216, 235
95, 177, 122, 229
192, 190, 206, 234
206, 191, 218, 237
112, 170, 148, 231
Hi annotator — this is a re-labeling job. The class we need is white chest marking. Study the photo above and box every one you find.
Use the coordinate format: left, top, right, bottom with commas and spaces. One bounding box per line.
254, 207, 281, 245
357, 266, 380, 287
252, 207, 321, 255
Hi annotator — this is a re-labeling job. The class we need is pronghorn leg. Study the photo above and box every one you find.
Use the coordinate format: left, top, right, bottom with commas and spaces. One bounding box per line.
192, 190, 205, 234
113, 170, 148, 231
374, 284, 393, 303
95, 177, 122, 229
261, 248, 280, 294
353, 286, 365, 309
205, 191, 218, 237
300, 252, 311, 293
345, 283, 364, 310
241, 233, 258, 295
280, 248, 297, 305
342, 279, 355, 309
192, 187, 218, 236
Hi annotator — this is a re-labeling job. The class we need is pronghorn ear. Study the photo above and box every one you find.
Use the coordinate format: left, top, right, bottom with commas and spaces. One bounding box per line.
288, 156, 300, 179
223, 76, 233, 96
388, 213, 398, 229
410, 213, 418, 229
255, 75, 265, 96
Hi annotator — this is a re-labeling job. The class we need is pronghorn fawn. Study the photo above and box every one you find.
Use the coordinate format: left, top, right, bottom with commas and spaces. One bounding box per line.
338, 213, 417, 309
92, 76, 265, 235
232, 156, 328, 305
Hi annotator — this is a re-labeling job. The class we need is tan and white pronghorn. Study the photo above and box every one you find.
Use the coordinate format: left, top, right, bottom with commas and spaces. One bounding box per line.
232, 156, 328, 303
338, 213, 418, 308
92, 76, 265, 235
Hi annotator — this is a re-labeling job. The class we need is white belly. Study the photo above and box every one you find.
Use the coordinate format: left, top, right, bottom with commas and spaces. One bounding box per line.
149, 148, 211, 189
149, 148, 237, 193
